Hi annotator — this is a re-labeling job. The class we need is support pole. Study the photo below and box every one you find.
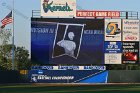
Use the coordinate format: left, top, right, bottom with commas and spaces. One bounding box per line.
12, 0, 15, 70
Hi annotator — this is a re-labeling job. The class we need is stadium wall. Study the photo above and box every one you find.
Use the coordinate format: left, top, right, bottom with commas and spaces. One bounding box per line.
0, 71, 28, 84
1, 70, 140, 83
108, 70, 140, 83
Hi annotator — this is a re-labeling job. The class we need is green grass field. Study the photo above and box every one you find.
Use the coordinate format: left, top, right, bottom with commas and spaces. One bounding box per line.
1, 84, 140, 93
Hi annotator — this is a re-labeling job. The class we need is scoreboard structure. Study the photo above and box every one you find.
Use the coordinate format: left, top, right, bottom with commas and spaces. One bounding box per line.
30, 18, 139, 83
29, 0, 139, 83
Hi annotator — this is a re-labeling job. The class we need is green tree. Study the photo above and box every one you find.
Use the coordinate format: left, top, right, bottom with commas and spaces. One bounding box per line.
0, 28, 11, 45
15, 47, 31, 70
0, 44, 31, 70
0, 28, 31, 70
0, 28, 12, 70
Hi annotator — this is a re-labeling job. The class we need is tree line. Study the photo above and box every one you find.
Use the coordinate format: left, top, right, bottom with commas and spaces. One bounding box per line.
0, 28, 31, 70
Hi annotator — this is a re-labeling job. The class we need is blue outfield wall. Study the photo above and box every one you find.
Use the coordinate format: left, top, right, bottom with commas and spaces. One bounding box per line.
108, 70, 140, 83
28, 66, 108, 83
0, 71, 21, 83
27, 70, 140, 83
79, 71, 108, 83
2, 70, 140, 83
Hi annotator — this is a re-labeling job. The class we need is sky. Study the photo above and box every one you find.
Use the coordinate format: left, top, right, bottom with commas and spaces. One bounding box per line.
0, 0, 140, 53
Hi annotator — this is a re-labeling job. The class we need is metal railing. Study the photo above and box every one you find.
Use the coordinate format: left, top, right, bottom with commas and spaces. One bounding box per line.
32, 10, 139, 19
120, 11, 138, 19
32, 10, 41, 18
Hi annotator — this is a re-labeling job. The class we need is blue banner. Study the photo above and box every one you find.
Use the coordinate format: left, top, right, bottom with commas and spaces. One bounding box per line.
28, 69, 108, 83
104, 42, 122, 53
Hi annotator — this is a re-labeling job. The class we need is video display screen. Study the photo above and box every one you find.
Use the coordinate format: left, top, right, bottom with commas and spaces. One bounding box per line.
31, 18, 104, 64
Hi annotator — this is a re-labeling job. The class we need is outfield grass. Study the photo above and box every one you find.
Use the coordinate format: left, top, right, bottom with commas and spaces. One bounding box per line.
0, 84, 140, 93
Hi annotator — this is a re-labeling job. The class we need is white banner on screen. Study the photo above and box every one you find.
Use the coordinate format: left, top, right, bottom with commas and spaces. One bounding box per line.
122, 19, 139, 41
105, 53, 122, 64
105, 19, 122, 41
41, 0, 76, 17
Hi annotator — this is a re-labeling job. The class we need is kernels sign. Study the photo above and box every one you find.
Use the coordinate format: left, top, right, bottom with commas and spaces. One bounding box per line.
41, 0, 76, 17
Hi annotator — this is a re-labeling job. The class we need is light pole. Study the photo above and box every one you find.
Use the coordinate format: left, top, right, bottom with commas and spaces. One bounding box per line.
12, 0, 15, 70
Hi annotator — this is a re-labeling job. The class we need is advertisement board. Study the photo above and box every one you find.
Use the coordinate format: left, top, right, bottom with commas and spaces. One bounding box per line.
105, 19, 122, 41
77, 11, 120, 18
31, 66, 106, 70
122, 19, 139, 41
41, 0, 76, 17
122, 42, 139, 64
105, 54, 122, 64
104, 42, 122, 53
31, 18, 104, 64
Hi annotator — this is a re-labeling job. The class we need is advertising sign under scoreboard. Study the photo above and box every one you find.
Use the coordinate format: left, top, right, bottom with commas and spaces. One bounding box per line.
41, 0, 76, 17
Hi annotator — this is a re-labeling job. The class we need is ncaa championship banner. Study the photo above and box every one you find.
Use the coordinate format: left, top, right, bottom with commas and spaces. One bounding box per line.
122, 19, 139, 41
41, 0, 76, 17
29, 66, 108, 83
105, 19, 122, 41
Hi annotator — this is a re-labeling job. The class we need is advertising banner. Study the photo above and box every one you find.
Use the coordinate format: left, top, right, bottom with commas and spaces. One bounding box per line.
41, 0, 76, 17
122, 42, 139, 64
31, 18, 104, 64
122, 19, 139, 41
105, 19, 122, 41
31, 66, 106, 70
104, 42, 122, 53
105, 54, 122, 64
28, 68, 108, 83
77, 11, 120, 18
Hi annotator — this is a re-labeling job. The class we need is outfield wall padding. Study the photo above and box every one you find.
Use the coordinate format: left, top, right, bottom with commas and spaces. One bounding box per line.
1, 70, 140, 83
0, 71, 21, 83
108, 70, 140, 83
